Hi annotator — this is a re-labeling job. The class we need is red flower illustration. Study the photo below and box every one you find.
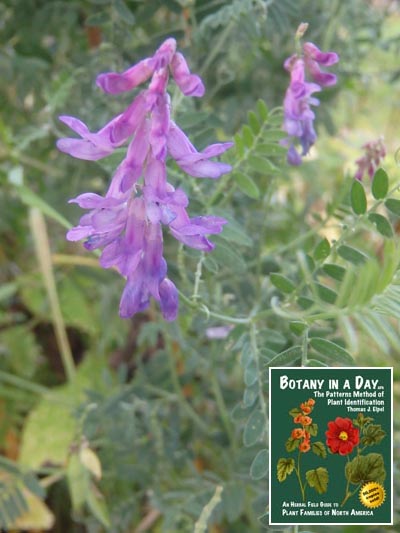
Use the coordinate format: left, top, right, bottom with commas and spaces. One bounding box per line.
325, 417, 360, 455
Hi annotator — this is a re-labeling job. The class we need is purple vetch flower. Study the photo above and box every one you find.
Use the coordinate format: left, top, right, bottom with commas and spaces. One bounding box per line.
282, 42, 339, 165
205, 325, 234, 340
58, 38, 233, 320
354, 137, 386, 181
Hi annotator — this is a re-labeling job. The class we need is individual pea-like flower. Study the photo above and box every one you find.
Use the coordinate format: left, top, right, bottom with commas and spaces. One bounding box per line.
57, 38, 233, 320
354, 137, 386, 181
325, 417, 360, 456
282, 41, 339, 165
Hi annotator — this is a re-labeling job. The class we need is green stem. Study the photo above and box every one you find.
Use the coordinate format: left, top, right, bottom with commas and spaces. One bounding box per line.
296, 450, 306, 502
9, 150, 64, 177
192, 252, 205, 300
295, 449, 306, 502
301, 328, 309, 367
29, 208, 76, 382
177, 243, 190, 290
179, 290, 251, 324
210, 371, 237, 453
250, 323, 268, 447
206, 107, 279, 209
0, 370, 50, 396
198, 19, 236, 77
166, 338, 210, 434
194, 485, 223, 533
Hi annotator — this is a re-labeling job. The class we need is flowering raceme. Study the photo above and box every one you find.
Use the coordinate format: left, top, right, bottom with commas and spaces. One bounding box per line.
57, 38, 233, 320
290, 398, 316, 453
282, 42, 339, 165
354, 137, 386, 181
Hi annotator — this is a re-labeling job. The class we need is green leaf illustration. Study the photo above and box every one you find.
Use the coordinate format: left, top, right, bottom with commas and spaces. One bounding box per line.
312, 441, 327, 458
285, 437, 300, 452
361, 424, 386, 446
308, 423, 318, 437
305, 467, 329, 494
277, 458, 295, 482
345, 453, 386, 485
289, 407, 302, 418
353, 413, 374, 428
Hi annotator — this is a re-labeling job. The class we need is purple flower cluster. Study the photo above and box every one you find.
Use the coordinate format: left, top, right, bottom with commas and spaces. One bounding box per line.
57, 38, 233, 321
354, 137, 386, 181
282, 42, 339, 165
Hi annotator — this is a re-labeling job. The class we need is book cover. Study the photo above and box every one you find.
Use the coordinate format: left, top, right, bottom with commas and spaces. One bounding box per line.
269, 367, 393, 525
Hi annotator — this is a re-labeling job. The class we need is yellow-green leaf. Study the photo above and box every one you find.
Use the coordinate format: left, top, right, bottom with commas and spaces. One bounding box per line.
80, 448, 102, 480
305, 467, 329, 494
277, 458, 295, 482
10, 487, 55, 530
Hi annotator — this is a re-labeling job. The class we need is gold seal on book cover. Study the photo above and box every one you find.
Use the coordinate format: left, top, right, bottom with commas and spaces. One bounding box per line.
359, 481, 385, 509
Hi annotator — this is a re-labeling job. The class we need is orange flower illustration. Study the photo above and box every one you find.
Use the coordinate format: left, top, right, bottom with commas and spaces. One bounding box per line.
291, 428, 305, 440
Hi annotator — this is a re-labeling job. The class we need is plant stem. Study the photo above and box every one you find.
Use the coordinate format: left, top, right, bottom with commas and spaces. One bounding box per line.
198, 20, 235, 77
179, 290, 251, 324
301, 328, 309, 366
209, 371, 237, 453
250, 323, 269, 446
194, 485, 223, 533
0, 370, 50, 396
165, 337, 210, 434
29, 208, 76, 382
52, 253, 100, 268
192, 252, 205, 300
295, 449, 306, 502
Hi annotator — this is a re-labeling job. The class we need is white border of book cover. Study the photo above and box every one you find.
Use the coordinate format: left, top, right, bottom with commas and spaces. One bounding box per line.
269, 367, 393, 526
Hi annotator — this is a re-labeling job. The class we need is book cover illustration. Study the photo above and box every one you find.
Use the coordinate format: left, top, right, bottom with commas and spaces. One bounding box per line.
269, 367, 392, 525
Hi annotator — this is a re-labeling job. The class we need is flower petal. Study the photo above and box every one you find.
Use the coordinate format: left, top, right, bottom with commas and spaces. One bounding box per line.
56, 138, 112, 160
170, 52, 205, 97
96, 58, 157, 94
159, 278, 179, 321
303, 42, 339, 66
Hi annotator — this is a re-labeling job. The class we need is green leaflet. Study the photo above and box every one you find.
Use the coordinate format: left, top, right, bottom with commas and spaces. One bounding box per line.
350, 179, 367, 215
372, 168, 389, 199
309, 338, 354, 365
243, 410, 266, 447
270, 273, 296, 293
250, 449, 268, 480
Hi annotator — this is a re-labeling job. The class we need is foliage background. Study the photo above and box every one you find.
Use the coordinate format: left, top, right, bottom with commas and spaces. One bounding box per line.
0, 0, 400, 531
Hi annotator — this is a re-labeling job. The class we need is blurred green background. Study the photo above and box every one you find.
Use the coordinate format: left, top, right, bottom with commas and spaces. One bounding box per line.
0, 0, 399, 531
